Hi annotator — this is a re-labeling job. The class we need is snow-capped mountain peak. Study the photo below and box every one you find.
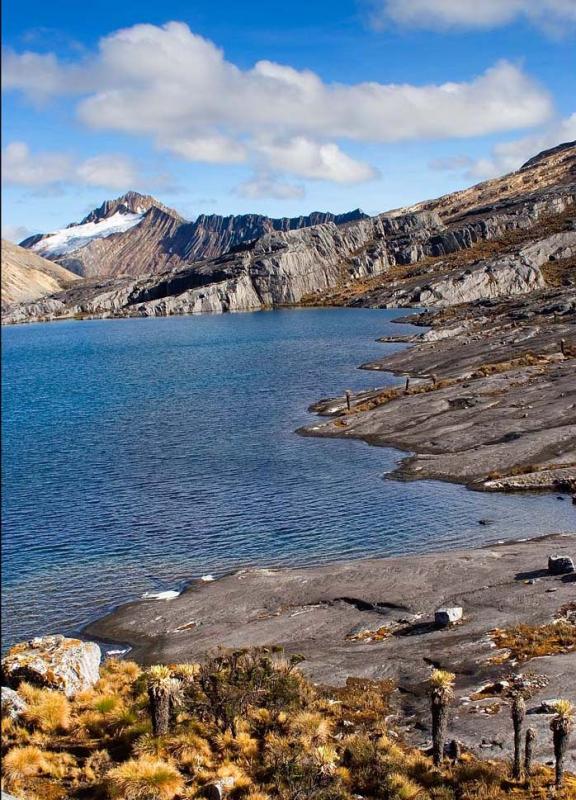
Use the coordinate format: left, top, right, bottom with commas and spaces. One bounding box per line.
30, 211, 145, 258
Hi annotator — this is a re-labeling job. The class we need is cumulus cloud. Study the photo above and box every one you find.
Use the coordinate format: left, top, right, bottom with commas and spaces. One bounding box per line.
75, 154, 139, 188
371, 0, 576, 33
163, 135, 247, 164
467, 114, 576, 179
2, 142, 73, 186
253, 137, 377, 183
2, 22, 554, 186
430, 114, 576, 181
236, 174, 305, 200
2, 141, 139, 190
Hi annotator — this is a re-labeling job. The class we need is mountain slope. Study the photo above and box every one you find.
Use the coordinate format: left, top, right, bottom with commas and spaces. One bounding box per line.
1, 239, 79, 306
5, 141, 575, 325
20, 191, 368, 279
388, 139, 575, 223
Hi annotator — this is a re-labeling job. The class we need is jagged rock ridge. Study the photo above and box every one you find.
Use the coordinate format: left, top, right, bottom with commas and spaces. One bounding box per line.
20, 191, 368, 279
5, 141, 575, 324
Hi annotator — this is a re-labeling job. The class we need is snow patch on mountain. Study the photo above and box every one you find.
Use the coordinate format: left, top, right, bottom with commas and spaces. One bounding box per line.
32, 211, 144, 257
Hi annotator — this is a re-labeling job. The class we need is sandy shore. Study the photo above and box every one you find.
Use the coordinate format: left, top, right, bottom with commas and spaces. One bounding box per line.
86, 533, 575, 762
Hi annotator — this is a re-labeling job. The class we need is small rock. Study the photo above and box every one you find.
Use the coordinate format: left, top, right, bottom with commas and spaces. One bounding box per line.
204, 777, 235, 800
548, 555, 575, 575
535, 699, 562, 714
1, 634, 101, 697
435, 606, 463, 626
1, 686, 28, 720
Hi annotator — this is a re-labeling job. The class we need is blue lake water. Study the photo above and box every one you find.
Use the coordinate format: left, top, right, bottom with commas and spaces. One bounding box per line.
2, 308, 574, 650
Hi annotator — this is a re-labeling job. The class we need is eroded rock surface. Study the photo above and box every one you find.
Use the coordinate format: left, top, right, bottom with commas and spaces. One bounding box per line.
1, 686, 27, 720
5, 142, 575, 323
86, 535, 576, 763
1, 635, 101, 697
301, 285, 576, 487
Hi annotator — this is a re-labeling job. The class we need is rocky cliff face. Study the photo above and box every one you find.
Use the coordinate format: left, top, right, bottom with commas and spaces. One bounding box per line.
1, 239, 79, 305
5, 141, 575, 325
20, 191, 368, 279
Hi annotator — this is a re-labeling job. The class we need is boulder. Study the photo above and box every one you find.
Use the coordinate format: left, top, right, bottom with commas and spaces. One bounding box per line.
435, 607, 463, 626
1, 635, 101, 697
1, 686, 28, 720
547, 555, 575, 575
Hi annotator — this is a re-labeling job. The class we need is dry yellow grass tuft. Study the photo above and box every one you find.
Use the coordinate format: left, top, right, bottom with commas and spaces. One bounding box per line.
19, 683, 71, 733
107, 756, 183, 800
3, 745, 48, 784
492, 619, 576, 662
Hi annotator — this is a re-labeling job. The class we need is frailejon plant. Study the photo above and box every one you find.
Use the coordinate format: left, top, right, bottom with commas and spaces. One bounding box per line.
511, 692, 526, 781
147, 666, 180, 737
550, 699, 573, 789
524, 727, 536, 784
428, 669, 455, 767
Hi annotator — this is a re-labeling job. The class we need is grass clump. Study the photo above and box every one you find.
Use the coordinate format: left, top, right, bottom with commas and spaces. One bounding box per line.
107, 756, 183, 800
19, 683, 71, 733
492, 619, 576, 662
1, 648, 574, 799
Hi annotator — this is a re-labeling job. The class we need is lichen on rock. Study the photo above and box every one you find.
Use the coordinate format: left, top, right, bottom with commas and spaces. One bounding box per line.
1, 634, 101, 698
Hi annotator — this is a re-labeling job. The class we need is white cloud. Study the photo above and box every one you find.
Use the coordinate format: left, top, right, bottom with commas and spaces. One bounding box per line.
254, 137, 376, 183
430, 114, 576, 181
2, 22, 554, 185
235, 174, 305, 200
468, 114, 576, 179
2, 142, 72, 186
2, 223, 34, 242
163, 135, 247, 164
372, 0, 576, 33
75, 154, 138, 188
1, 141, 139, 190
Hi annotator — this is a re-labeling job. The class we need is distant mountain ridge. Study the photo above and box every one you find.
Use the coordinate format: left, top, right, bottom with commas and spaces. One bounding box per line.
21, 193, 368, 279
6, 140, 575, 325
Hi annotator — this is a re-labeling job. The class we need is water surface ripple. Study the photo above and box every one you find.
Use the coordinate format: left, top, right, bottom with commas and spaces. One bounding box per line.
2, 309, 574, 649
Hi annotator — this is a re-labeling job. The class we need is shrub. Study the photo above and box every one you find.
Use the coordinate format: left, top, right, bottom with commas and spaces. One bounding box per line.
492, 619, 576, 661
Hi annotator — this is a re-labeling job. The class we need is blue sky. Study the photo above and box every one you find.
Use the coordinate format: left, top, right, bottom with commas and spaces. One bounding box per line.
2, 0, 575, 239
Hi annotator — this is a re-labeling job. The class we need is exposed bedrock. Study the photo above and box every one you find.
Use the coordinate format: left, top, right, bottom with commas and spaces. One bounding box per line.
86, 535, 576, 762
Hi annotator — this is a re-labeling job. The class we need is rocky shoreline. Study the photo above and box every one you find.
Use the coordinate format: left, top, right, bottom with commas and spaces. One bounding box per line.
299, 285, 576, 493
84, 534, 575, 763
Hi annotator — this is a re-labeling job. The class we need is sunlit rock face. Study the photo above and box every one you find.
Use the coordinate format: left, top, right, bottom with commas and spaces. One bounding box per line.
4, 141, 575, 325
1, 635, 101, 697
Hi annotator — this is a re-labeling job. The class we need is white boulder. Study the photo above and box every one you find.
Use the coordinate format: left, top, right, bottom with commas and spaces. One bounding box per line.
435, 607, 463, 626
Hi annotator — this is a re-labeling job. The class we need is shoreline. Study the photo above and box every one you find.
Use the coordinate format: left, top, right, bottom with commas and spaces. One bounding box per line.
85, 533, 576, 761
299, 287, 576, 494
